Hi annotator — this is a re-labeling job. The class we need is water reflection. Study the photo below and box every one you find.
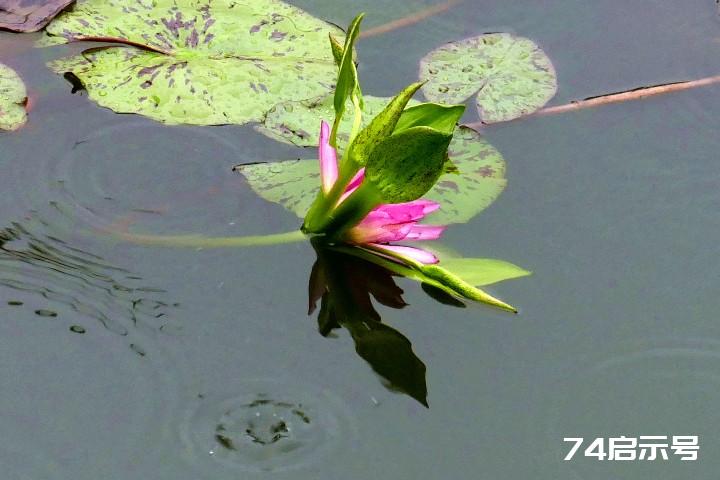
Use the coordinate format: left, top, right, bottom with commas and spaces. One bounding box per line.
308, 239, 466, 407
0, 212, 176, 337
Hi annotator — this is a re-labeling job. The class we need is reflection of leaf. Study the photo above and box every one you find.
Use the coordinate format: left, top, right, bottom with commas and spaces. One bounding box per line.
419, 33, 557, 123
0, 0, 74, 32
237, 126, 506, 225
43, 0, 342, 125
351, 322, 428, 407
0, 63, 27, 131
420, 283, 466, 308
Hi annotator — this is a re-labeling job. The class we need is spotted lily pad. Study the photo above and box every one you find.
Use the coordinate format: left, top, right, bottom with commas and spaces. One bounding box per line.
0, 0, 74, 32
0, 63, 27, 131
256, 95, 417, 149
419, 33, 557, 123
236, 125, 506, 225
43, 0, 343, 125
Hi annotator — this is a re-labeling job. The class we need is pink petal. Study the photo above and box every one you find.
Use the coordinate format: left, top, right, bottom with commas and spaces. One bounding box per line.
372, 200, 440, 222
338, 168, 365, 204
404, 224, 445, 241
349, 222, 414, 243
370, 244, 439, 264
319, 121, 338, 193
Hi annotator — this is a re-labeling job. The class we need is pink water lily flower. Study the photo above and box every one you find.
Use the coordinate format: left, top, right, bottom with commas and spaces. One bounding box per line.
318, 121, 444, 264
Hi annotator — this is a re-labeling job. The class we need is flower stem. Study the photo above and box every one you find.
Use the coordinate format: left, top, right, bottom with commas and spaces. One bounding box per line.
349, 93, 363, 143
102, 229, 306, 249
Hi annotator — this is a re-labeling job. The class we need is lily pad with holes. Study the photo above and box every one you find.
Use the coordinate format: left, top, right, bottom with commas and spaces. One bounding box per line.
0, 63, 27, 131
236, 126, 506, 225
43, 0, 343, 125
0, 0, 74, 32
419, 33, 557, 124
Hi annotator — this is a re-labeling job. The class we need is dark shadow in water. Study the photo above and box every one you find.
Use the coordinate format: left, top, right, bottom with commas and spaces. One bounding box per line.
308, 239, 465, 407
0, 212, 176, 337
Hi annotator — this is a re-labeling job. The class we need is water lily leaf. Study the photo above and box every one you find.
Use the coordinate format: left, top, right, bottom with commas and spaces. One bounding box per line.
42, 0, 342, 125
235, 126, 505, 225
256, 94, 415, 149
0, 63, 27, 131
233, 159, 319, 219
419, 33, 557, 123
423, 126, 506, 225
0, 0, 74, 32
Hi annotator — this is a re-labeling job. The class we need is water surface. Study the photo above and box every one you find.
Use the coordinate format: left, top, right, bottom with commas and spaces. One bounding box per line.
1, 0, 719, 478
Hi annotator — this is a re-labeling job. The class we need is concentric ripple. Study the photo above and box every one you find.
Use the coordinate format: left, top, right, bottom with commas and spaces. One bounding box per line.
46, 120, 249, 234
182, 378, 356, 473
0, 211, 176, 337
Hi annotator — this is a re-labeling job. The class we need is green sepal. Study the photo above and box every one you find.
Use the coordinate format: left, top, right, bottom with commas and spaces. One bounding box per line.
306, 182, 383, 238
333, 244, 525, 313
418, 263, 519, 312
332, 13, 364, 145
347, 81, 424, 167
436, 258, 531, 286
394, 103, 465, 135
364, 125, 452, 203
329, 34, 344, 67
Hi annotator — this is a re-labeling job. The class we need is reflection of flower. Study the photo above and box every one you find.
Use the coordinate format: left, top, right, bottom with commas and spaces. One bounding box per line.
318, 120, 443, 264
308, 240, 428, 407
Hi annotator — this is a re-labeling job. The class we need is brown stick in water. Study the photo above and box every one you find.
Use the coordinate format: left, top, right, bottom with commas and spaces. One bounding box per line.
360, 0, 461, 39
466, 74, 720, 128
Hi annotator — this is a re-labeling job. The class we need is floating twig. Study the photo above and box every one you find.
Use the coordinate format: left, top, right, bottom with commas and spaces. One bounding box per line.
466, 74, 720, 128
360, 0, 461, 38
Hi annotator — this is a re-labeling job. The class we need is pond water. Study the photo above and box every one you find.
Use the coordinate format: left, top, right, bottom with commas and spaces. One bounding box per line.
1, 0, 719, 478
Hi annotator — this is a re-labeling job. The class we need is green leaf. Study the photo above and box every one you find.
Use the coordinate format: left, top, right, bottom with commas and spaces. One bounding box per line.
43, 0, 343, 126
237, 126, 505, 225
437, 258, 531, 286
347, 82, 424, 166
419, 33, 557, 123
363, 126, 452, 204
0, 63, 27, 131
394, 103, 465, 135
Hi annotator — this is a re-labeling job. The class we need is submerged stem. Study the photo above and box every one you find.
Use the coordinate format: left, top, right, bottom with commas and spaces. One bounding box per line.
104, 229, 306, 249
359, 0, 461, 38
